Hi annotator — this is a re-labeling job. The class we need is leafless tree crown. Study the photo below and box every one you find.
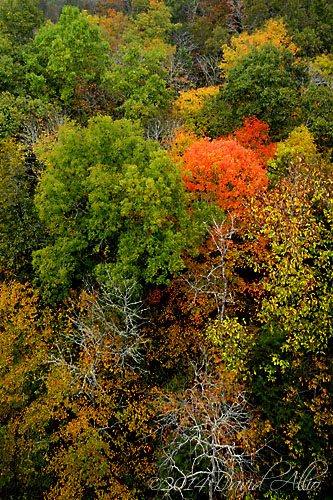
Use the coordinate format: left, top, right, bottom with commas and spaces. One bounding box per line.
151, 361, 256, 500
47, 277, 146, 403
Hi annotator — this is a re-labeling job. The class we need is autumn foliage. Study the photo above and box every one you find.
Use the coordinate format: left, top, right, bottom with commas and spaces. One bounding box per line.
86, 8, 128, 52
231, 116, 277, 164
173, 86, 220, 135
220, 18, 299, 78
181, 136, 269, 211
0, 1, 332, 499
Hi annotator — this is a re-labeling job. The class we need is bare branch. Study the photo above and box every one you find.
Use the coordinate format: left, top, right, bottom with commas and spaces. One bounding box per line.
145, 117, 182, 145
47, 276, 147, 403
151, 359, 258, 499
19, 111, 66, 146
184, 216, 237, 324
195, 54, 222, 86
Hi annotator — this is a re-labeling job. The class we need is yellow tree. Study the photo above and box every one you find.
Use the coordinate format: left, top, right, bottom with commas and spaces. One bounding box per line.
220, 18, 299, 78
268, 124, 319, 179
245, 160, 332, 495
173, 86, 220, 136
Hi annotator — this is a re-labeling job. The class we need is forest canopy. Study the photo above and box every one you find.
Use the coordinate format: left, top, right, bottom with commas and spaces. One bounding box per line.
0, 1, 332, 499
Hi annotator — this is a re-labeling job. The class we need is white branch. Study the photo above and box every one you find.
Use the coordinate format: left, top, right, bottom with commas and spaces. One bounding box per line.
184, 216, 237, 324
47, 276, 146, 403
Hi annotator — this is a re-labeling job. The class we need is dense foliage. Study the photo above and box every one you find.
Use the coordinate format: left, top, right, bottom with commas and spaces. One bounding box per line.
0, 1, 332, 499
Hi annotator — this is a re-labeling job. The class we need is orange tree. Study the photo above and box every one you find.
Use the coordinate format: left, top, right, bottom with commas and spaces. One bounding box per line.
180, 136, 268, 212
0, 281, 54, 499
231, 116, 277, 166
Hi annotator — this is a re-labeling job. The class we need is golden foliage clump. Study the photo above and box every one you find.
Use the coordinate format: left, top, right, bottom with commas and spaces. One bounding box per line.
220, 19, 299, 78
173, 86, 220, 135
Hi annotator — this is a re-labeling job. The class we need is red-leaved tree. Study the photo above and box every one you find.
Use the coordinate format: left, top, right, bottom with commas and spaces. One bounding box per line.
181, 137, 268, 211
232, 116, 277, 165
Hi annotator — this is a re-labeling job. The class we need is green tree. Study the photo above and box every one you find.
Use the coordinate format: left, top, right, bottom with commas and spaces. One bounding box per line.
108, 41, 173, 121
0, 31, 26, 94
108, 0, 175, 122
0, 139, 44, 279
26, 6, 110, 108
33, 116, 199, 302
0, 0, 44, 44
206, 44, 306, 140
301, 83, 333, 151
243, 0, 333, 56
123, 0, 174, 44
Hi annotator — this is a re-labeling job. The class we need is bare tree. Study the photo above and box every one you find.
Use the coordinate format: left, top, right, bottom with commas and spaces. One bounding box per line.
150, 359, 257, 499
19, 111, 66, 146
48, 277, 146, 403
167, 52, 192, 92
185, 0, 200, 22
172, 30, 199, 55
195, 54, 222, 86
308, 63, 333, 90
227, 0, 245, 34
184, 216, 237, 325
169, 29, 205, 90
145, 117, 182, 145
